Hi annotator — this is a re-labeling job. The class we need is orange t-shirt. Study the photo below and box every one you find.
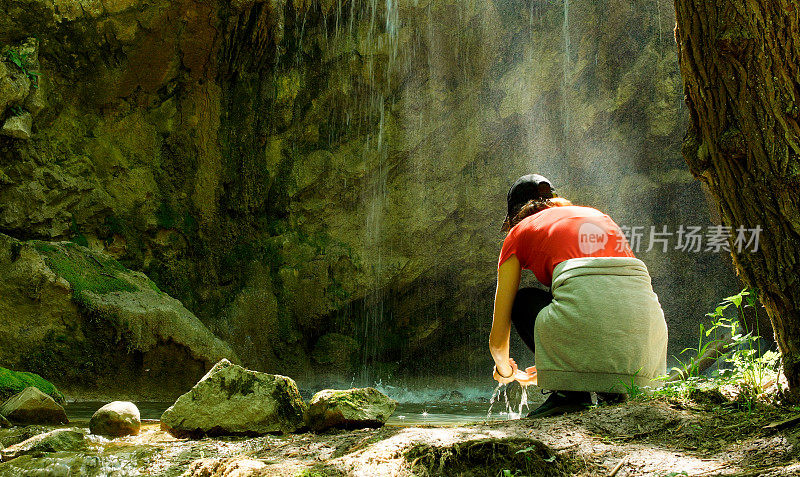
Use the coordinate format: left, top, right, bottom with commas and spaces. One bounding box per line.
498, 205, 635, 287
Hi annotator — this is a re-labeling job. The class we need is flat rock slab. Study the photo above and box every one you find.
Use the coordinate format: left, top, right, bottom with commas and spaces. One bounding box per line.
0, 387, 67, 425
0, 112, 32, 139
306, 387, 397, 432
0, 428, 85, 461
0, 426, 50, 449
160, 359, 307, 437
90, 401, 141, 437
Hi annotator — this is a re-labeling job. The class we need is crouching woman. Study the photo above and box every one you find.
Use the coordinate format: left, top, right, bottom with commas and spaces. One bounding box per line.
489, 174, 668, 417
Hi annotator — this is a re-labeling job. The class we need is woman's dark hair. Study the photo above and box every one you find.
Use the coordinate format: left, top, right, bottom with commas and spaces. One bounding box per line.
501, 197, 573, 233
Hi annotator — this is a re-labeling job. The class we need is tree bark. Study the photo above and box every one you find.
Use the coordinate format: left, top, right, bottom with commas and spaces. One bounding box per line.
674, 1, 800, 400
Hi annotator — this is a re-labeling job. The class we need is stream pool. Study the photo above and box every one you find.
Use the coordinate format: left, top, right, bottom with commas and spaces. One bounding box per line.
63, 388, 543, 427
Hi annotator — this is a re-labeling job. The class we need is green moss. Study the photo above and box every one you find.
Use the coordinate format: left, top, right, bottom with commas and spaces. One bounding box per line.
155, 202, 178, 229
69, 218, 89, 247
32, 241, 138, 304
0, 366, 65, 404
181, 212, 198, 235
102, 215, 128, 237
218, 372, 259, 398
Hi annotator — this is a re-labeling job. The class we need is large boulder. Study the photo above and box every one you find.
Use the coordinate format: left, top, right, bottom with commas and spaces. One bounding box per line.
0, 387, 67, 425
305, 388, 397, 432
160, 359, 307, 437
0, 234, 239, 400
0, 367, 65, 405
0, 428, 85, 462
89, 401, 140, 437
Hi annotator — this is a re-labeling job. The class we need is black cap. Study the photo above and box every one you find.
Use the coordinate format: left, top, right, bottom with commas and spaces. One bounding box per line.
506, 174, 555, 221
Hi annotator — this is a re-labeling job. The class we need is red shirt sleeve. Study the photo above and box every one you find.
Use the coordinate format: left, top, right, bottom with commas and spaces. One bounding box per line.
498, 227, 520, 269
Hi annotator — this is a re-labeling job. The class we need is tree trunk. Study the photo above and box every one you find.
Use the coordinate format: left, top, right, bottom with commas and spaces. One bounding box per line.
674, 1, 800, 400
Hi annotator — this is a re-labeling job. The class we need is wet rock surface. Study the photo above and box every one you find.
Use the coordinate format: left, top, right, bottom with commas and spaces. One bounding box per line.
0, 387, 67, 426
0, 426, 49, 449
160, 359, 307, 437
306, 387, 397, 432
0, 428, 85, 461
89, 401, 140, 438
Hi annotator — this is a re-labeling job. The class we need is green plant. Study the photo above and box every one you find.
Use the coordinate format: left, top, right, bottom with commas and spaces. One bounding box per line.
671, 319, 722, 382
500, 471, 522, 477
2, 47, 39, 87
706, 289, 779, 396
661, 289, 780, 402
617, 368, 644, 399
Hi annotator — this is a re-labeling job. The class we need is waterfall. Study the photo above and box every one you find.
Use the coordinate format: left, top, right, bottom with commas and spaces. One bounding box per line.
359, 0, 400, 385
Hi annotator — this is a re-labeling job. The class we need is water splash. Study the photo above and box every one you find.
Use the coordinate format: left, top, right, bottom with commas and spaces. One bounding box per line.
517, 383, 529, 417
486, 383, 531, 420
486, 383, 505, 420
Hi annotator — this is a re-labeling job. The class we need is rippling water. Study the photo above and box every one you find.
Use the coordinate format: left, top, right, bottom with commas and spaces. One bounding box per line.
63, 384, 543, 427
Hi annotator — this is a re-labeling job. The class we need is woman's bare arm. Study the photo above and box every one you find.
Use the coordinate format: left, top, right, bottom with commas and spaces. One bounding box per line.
489, 254, 521, 381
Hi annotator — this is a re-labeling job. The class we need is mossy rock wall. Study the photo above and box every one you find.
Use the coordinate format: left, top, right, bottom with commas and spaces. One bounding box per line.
0, 0, 736, 387
0, 233, 237, 400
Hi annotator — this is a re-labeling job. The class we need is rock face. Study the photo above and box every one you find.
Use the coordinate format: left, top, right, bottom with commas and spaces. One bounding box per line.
0, 0, 738, 385
311, 333, 359, 374
0, 234, 238, 400
0, 112, 32, 139
90, 401, 141, 437
305, 388, 397, 432
160, 359, 307, 437
0, 37, 42, 140
0, 366, 65, 405
0, 387, 67, 425
0, 428, 85, 461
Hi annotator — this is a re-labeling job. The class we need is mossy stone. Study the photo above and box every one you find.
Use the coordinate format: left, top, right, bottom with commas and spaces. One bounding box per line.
0, 367, 64, 405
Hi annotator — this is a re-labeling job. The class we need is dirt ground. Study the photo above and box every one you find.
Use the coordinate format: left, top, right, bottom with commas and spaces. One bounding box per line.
3, 396, 800, 476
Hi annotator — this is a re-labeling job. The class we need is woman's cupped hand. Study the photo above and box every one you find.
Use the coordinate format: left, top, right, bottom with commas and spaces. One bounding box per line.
494, 360, 537, 386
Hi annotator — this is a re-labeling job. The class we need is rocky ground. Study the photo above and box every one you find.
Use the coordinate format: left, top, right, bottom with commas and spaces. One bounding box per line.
2, 396, 800, 476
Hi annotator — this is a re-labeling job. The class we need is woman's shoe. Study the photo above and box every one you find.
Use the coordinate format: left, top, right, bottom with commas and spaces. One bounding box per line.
596, 392, 627, 405
526, 391, 592, 418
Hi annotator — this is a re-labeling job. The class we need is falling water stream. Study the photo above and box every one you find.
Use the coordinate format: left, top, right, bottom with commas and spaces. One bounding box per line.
487, 383, 531, 421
